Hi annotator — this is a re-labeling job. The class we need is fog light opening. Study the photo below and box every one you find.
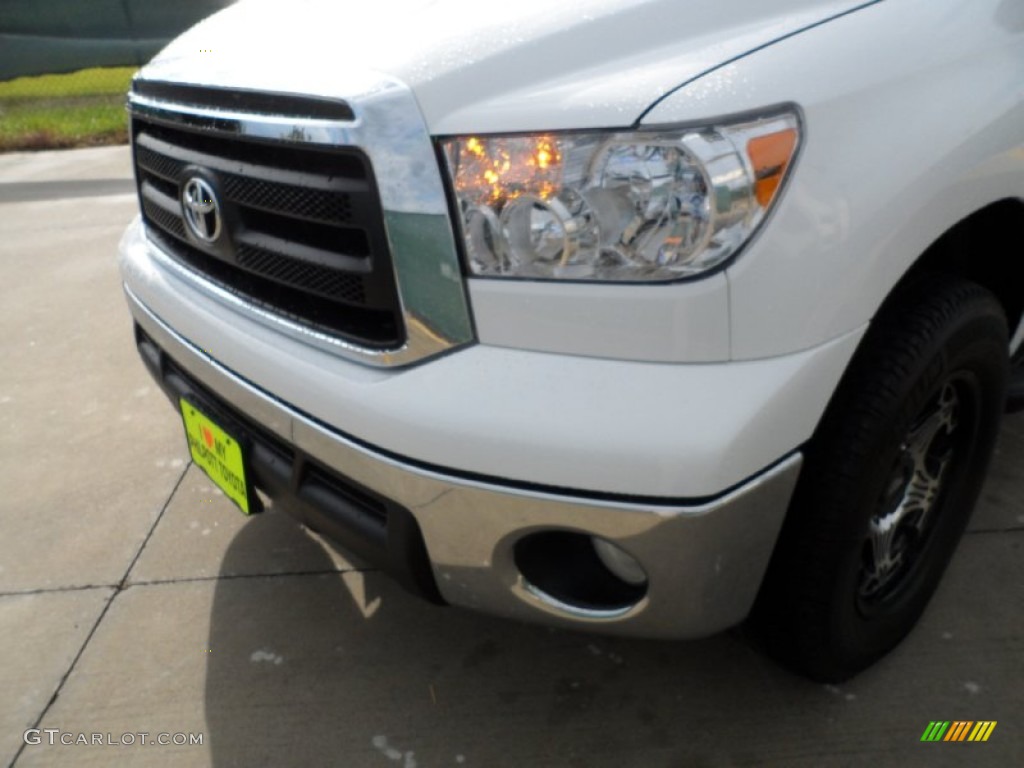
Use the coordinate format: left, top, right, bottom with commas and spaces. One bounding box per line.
514, 531, 648, 614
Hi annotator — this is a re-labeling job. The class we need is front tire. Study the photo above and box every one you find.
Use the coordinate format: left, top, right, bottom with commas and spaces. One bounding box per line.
750, 274, 1009, 682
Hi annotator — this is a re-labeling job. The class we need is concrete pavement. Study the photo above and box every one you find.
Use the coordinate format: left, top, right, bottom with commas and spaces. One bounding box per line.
0, 147, 1021, 767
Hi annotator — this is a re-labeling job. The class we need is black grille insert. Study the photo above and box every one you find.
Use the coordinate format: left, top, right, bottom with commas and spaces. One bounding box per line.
131, 111, 403, 348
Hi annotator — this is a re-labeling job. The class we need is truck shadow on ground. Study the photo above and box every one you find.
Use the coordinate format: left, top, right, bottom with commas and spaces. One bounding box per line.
202, 416, 1024, 768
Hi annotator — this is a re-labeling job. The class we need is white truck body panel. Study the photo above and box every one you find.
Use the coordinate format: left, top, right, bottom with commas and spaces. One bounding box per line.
153, 0, 872, 133
645, 0, 1024, 359
118, 0, 1022, 637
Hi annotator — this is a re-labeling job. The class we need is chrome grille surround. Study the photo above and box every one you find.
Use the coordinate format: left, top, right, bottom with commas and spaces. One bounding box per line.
127, 74, 474, 368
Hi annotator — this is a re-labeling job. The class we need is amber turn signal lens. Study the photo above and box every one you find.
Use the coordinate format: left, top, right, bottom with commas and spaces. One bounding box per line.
747, 128, 798, 207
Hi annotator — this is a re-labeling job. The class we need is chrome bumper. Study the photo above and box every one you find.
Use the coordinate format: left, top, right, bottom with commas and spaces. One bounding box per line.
127, 288, 801, 639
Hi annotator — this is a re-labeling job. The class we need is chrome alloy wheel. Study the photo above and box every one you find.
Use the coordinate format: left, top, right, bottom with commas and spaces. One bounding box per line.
857, 380, 963, 607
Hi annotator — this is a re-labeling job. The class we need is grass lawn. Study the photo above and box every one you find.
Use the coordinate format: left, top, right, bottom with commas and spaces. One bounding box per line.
0, 67, 137, 151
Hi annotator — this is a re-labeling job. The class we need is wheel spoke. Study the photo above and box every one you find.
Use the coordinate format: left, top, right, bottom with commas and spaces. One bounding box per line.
905, 385, 957, 463
865, 513, 904, 593
904, 383, 958, 532
860, 382, 961, 600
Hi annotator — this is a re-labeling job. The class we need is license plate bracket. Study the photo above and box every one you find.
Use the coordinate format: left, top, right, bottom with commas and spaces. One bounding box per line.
179, 397, 262, 515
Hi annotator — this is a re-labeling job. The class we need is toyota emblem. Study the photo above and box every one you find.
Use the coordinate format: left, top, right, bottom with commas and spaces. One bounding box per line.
181, 177, 222, 243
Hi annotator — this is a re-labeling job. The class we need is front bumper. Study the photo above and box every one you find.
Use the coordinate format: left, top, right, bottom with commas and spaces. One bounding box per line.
128, 287, 803, 638
120, 216, 863, 500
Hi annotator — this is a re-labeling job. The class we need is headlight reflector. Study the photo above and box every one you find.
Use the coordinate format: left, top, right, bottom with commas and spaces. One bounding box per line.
441, 110, 799, 281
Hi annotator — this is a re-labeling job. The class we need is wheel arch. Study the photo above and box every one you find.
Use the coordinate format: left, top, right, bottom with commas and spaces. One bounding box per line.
889, 198, 1024, 352
812, 198, 1023, 444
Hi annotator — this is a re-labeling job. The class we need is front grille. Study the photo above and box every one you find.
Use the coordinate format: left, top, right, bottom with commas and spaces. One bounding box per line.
130, 104, 404, 348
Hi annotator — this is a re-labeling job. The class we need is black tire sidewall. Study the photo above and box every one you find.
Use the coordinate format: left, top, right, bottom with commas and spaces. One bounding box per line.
751, 277, 1010, 682
827, 311, 1007, 671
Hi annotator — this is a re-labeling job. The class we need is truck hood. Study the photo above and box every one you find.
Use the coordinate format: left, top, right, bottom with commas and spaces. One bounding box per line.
141, 0, 874, 134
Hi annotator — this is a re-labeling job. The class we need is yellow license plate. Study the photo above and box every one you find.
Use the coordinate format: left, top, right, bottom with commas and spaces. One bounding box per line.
179, 398, 253, 515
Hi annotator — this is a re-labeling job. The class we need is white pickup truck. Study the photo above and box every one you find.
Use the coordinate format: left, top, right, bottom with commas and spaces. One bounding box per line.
119, 0, 1023, 681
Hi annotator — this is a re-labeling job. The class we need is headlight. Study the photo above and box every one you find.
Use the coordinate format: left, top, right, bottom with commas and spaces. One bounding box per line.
440, 109, 800, 282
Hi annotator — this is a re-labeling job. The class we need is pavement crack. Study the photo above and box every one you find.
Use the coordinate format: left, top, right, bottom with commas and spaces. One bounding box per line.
125, 567, 379, 589
0, 584, 118, 598
9, 588, 117, 768
9, 461, 191, 768
117, 461, 192, 591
